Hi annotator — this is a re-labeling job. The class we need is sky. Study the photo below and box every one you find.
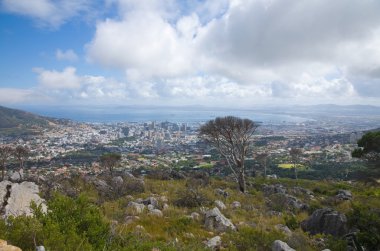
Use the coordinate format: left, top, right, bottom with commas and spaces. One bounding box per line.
1, 0, 380, 108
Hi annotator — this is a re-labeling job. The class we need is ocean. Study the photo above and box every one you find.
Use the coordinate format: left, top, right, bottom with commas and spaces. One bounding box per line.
19, 106, 311, 124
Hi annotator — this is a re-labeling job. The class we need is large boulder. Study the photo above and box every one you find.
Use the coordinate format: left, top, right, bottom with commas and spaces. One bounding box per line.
301, 208, 348, 237
0, 181, 47, 218
272, 240, 295, 251
204, 207, 236, 232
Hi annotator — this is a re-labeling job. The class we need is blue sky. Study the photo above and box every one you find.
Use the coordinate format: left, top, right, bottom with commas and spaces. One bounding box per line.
1, 0, 380, 107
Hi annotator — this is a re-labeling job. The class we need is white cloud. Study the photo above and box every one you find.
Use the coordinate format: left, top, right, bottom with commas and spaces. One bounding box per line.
56, 49, 78, 61
0, 88, 35, 104
35, 67, 81, 89
83, 0, 380, 105
86, 11, 197, 81
6, 0, 380, 106
1, 0, 91, 28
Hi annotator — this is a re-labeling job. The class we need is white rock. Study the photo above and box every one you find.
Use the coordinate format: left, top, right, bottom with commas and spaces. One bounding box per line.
162, 203, 169, 211
4, 182, 47, 218
272, 240, 295, 251
204, 207, 236, 232
231, 201, 241, 209
275, 224, 292, 236
206, 236, 221, 250
190, 212, 200, 221
149, 209, 163, 217
10, 172, 21, 182
127, 201, 145, 214
36, 246, 46, 251
215, 200, 227, 210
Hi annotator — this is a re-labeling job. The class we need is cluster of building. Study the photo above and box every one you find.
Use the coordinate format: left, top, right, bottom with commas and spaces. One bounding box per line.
0, 116, 375, 177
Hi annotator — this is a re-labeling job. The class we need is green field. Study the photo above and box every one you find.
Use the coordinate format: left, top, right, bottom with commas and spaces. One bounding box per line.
278, 163, 305, 169
198, 163, 214, 169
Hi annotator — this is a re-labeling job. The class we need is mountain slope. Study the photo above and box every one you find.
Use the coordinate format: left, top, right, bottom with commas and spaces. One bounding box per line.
0, 105, 62, 136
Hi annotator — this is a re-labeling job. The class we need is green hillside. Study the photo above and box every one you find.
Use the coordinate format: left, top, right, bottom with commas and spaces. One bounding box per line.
0, 105, 58, 136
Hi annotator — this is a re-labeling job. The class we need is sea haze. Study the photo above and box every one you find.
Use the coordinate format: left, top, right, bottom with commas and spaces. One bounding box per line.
14, 105, 311, 124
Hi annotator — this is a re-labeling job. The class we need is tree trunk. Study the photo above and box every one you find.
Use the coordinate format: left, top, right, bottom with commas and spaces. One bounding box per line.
1, 165, 4, 181
238, 171, 246, 193
294, 166, 298, 180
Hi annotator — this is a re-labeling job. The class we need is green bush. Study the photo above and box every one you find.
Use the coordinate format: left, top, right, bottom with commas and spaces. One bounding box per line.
226, 226, 285, 251
284, 214, 298, 230
0, 193, 110, 251
348, 203, 380, 250
174, 188, 212, 208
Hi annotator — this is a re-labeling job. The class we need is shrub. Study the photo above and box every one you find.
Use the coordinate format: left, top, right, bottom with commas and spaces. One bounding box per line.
284, 214, 299, 230
165, 217, 193, 236
122, 178, 145, 194
186, 171, 210, 187
226, 226, 285, 251
348, 203, 380, 250
174, 188, 212, 208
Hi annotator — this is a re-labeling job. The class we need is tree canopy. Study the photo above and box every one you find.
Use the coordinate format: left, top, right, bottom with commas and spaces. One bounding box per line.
352, 131, 380, 161
100, 153, 122, 174
199, 116, 259, 192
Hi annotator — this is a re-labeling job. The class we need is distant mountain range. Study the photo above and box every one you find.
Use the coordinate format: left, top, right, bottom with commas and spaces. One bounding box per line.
0, 105, 69, 136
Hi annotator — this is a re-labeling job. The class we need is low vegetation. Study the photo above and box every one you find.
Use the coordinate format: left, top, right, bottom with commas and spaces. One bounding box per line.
1, 174, 379, 250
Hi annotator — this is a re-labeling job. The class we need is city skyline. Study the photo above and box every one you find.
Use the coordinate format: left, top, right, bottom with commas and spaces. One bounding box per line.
1, 0, 380, 107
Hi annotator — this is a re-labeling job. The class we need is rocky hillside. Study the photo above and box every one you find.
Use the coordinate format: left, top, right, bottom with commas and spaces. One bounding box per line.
0, 170, 379, 250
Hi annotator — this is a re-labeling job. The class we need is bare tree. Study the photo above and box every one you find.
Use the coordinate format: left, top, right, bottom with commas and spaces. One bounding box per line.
290, 148, 303, 180
0, 145, 13, 180
100, 153, 122, 175
199, 116, 259, 193
257, 152, 269, 178
14, 145, 29, 170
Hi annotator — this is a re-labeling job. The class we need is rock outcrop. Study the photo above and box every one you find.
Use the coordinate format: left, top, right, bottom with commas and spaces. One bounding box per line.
204, 207, 236, 232
0, 181, 47, 218
301, 208, 348, 237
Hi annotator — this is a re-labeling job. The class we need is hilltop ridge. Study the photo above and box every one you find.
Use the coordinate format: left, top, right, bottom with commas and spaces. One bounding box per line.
0, 105, 69, 136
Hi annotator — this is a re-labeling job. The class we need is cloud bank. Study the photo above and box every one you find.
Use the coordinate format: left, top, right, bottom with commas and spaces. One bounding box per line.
2, 0, 380, 106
